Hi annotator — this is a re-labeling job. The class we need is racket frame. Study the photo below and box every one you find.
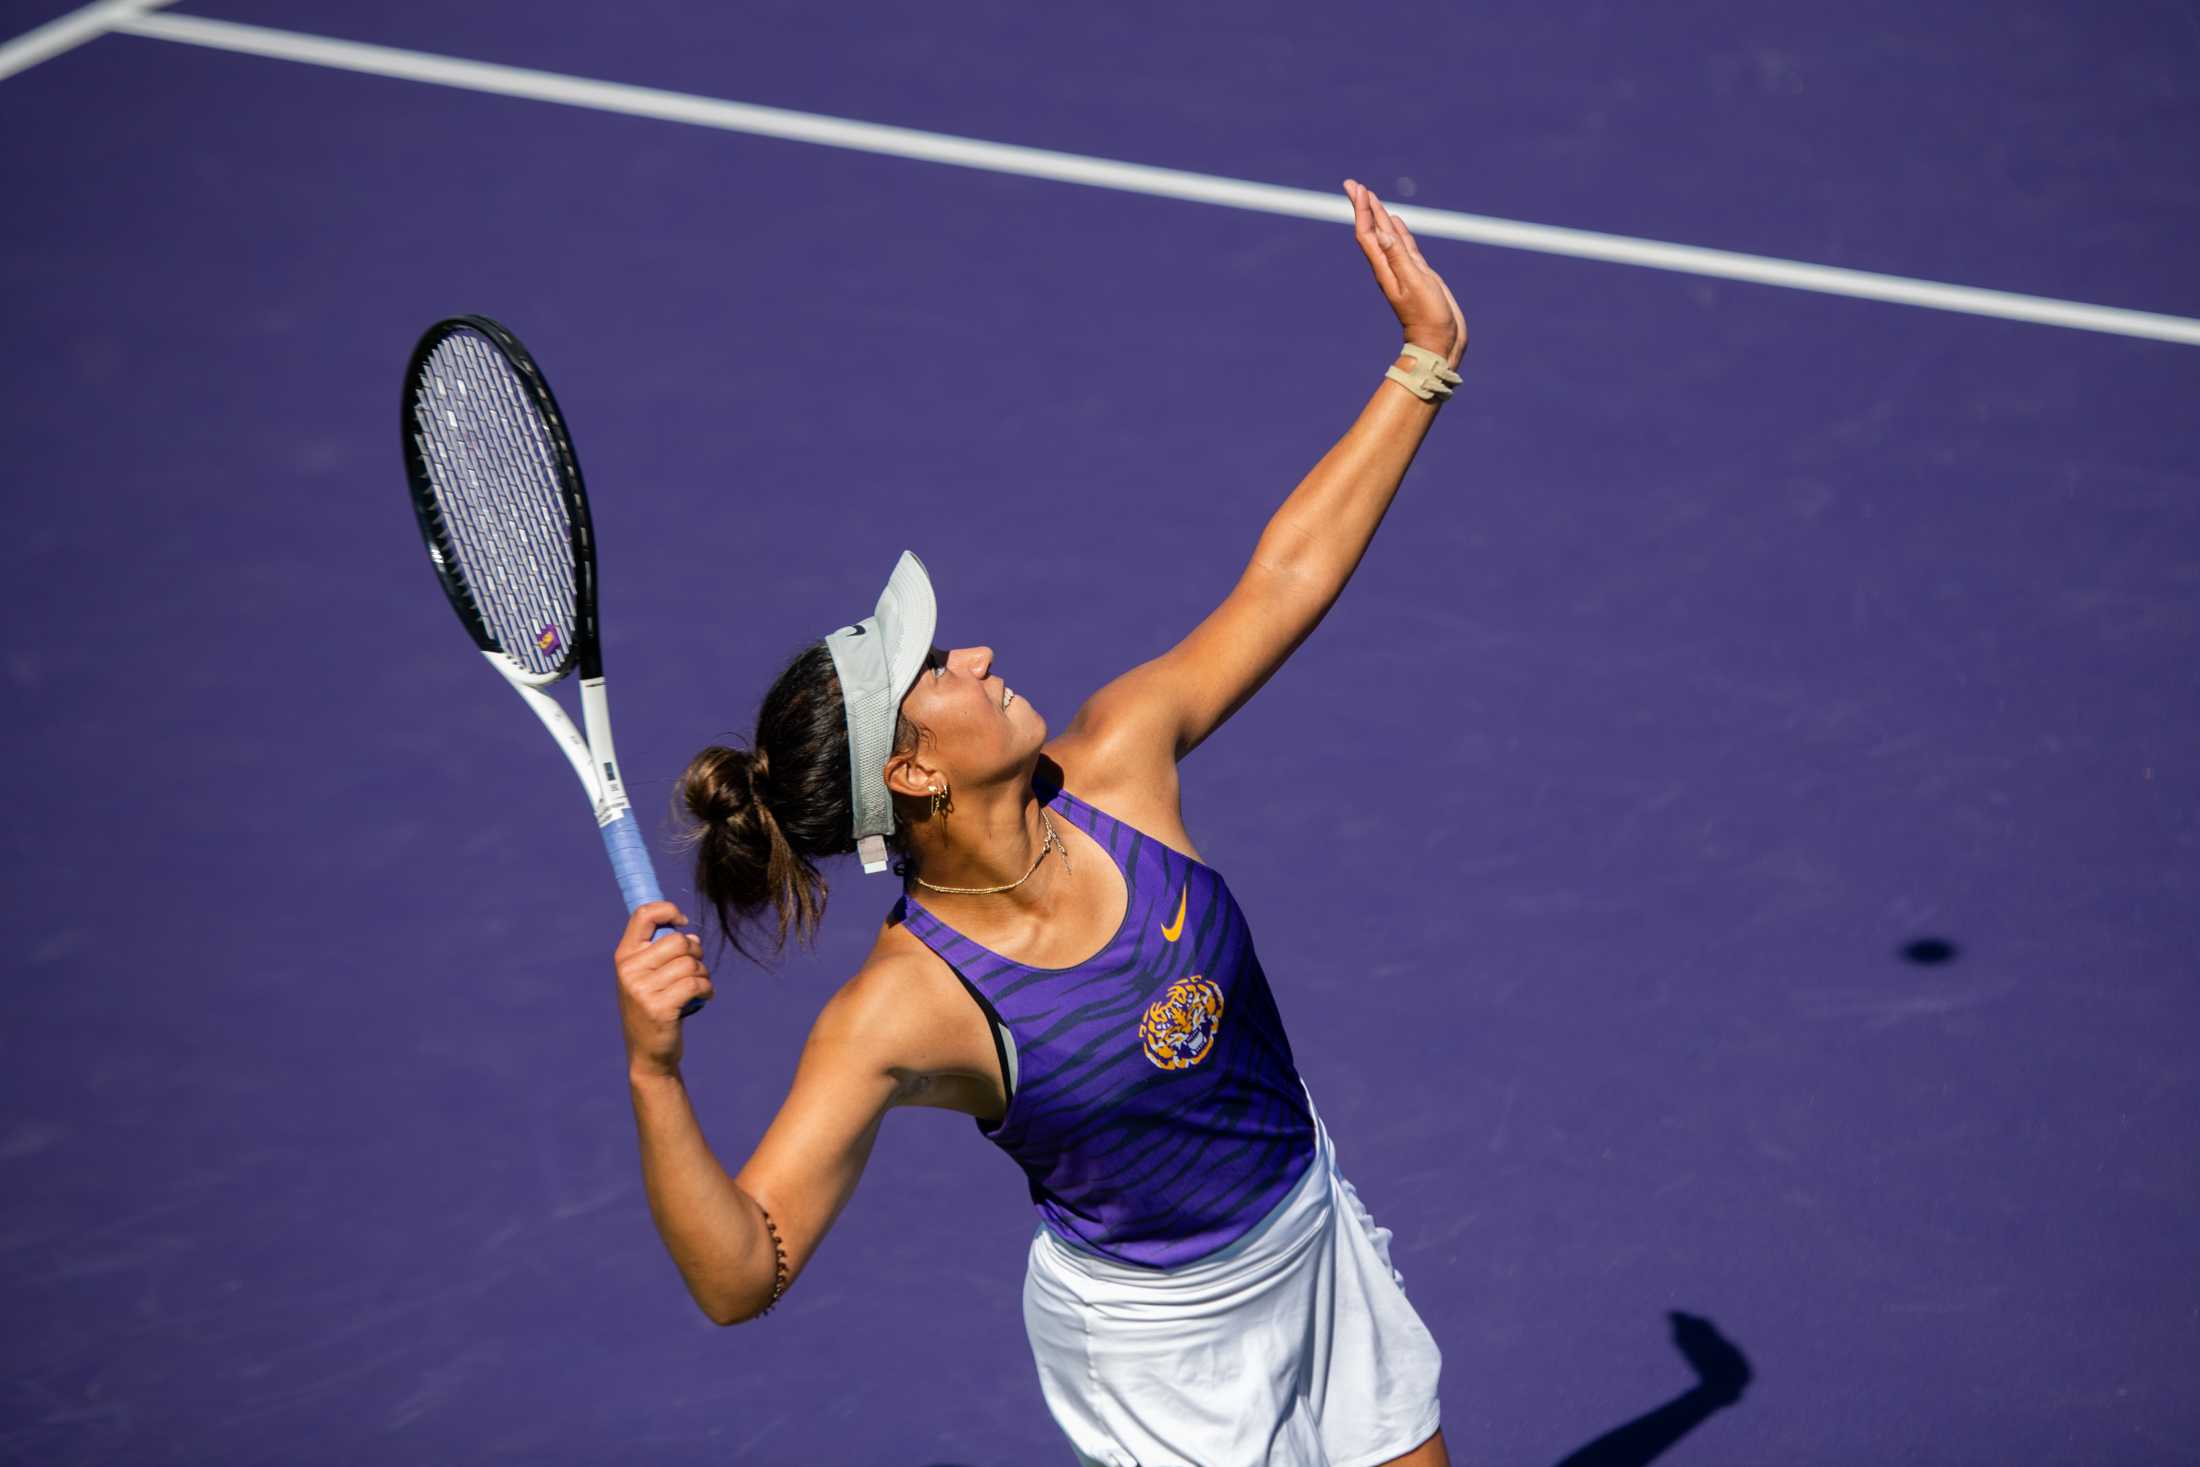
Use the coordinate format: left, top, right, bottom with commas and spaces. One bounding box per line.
401, 315, 670, 922
403, 315, 696, 1012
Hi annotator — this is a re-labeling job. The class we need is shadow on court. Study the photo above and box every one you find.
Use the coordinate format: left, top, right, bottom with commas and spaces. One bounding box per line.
1547, 1312, 1753, 1467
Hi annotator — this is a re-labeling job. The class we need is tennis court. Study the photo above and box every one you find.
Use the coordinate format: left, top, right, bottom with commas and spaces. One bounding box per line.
4, 2, 2196, 1462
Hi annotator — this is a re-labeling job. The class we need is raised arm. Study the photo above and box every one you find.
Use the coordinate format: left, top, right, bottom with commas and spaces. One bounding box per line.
1064, 180, 1467, 767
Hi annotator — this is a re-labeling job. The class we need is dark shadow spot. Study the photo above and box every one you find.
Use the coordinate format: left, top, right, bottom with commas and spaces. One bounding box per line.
1547, 1311, 1753, 1467
1901, 936, 1959, 965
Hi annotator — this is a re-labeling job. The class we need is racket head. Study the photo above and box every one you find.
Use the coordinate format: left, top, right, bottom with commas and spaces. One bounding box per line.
401, 315, 603, 682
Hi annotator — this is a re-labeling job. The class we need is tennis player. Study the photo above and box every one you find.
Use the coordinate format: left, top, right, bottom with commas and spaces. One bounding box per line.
615, 179, 1465, 1466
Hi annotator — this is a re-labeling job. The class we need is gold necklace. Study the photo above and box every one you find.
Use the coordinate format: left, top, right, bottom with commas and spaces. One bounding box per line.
913, 807, 1072, 895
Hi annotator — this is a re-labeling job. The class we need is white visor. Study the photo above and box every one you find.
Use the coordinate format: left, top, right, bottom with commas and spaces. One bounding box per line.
822, 551, 937, 873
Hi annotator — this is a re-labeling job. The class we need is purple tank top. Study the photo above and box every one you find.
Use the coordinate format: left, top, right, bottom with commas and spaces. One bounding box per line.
893, 777, 1316, 1269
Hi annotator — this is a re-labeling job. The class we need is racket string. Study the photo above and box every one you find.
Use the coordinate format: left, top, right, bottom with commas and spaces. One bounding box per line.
412, 329, 580, 676
466, 334, 570, 580
421, 332, 575, 648
444, 335, 560, 604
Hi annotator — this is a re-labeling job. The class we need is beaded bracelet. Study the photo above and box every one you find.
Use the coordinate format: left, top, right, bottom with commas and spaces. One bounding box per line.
756, 1202, 789, 1316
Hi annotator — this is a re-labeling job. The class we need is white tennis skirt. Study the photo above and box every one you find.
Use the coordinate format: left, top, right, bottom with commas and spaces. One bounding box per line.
1021, 1089, 1443, 1466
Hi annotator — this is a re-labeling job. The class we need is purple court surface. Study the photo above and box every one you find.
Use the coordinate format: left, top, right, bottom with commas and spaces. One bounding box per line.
4, 3, 2196, 1463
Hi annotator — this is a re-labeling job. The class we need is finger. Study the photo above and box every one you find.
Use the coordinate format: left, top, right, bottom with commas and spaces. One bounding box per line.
643, 956, 710, 998
1356, 228, 1402, 299
629, 936, 695, 980
627, 939, 701, 981
1345, 180, 1376, 245
1388, 215, 1447, 313
1366, 188, 1398, 248
620, 936, 686, 980
621, 901, 686, 951
1346, 180, 1373, 226
666, 974, 714, 1015
1375, 193, 1422, 272
1351, 185, 1402, 298
1388, 208, 1433, 273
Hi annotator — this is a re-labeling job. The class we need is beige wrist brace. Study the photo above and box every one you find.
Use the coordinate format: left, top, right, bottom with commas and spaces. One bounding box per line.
1385, 342, 1464, 402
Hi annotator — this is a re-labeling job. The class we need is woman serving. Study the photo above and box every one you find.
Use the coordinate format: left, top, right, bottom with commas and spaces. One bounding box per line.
615, 178, 1466, 1467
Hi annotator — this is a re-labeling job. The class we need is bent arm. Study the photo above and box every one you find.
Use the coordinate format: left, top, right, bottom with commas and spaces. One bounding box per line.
628, 1068, 798, 1325
628, 977, 902, 1326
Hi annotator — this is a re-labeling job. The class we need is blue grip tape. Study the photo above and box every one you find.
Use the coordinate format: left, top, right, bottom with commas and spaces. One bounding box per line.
601, 810, 664, 911
600, 812, 707, 1017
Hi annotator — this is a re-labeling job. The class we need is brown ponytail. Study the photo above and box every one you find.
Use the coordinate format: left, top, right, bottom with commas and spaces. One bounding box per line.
675, 642, 916, 962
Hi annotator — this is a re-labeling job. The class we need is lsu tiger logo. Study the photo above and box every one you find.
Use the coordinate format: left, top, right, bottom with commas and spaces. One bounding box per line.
1139, 976, 1225, 1071
535, 625, 563, 658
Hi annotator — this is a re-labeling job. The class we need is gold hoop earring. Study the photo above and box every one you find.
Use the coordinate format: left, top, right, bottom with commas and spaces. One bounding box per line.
929, 784, 951, 818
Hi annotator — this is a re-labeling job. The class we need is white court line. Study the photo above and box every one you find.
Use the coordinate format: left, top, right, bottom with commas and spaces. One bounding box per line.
104, 10, 2200, 348
0, 0, 171, 81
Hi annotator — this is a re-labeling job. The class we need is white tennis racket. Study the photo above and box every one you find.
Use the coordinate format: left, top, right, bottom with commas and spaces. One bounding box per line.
400, 315, 701, 1015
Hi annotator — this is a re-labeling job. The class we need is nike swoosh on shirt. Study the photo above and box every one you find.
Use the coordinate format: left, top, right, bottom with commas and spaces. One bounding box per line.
1161, 886, 1187, 942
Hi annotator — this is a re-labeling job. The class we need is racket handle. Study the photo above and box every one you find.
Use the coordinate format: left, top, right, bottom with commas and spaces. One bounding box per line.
600, 811, 708, 1018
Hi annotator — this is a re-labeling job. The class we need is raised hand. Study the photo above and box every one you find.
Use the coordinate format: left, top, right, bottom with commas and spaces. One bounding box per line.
1345, 178, 1467, 368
